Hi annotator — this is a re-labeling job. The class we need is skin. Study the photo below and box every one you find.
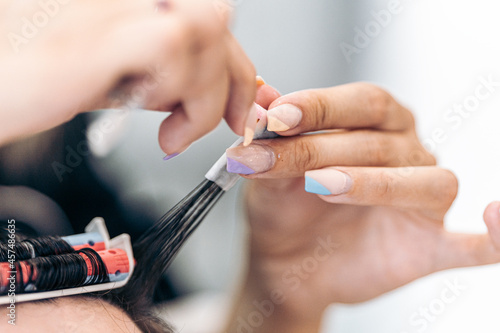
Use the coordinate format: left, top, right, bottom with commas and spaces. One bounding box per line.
0, 0, 256, 154
225, 83, 500, 333
0, 296, 140, 332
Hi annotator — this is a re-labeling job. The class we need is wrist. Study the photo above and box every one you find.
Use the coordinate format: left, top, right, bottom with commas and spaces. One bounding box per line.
224, 256, 324, 333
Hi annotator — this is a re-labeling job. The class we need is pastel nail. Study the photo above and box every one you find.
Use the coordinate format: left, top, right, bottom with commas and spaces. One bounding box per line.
243, 103, 258, 146
226, 158, 255, 174
163, 153, 180, 161
226, 145, 275, 174
267, 104, 303, 132
304, 177, 332, 195
304, 169, 352, 195
256, 76, 266, 87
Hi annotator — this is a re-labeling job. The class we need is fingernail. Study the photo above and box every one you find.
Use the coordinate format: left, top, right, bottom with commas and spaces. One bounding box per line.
256, 76, 266, 87
163, 152, 180, 161
267, 104, 302, 132
305, 169, 352, 195
255, 103, 267, 120
226, 145, 275, 175
243, 103, 258, 146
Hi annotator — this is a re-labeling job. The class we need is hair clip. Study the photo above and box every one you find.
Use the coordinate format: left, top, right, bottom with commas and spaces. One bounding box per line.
62, 217, 109, 251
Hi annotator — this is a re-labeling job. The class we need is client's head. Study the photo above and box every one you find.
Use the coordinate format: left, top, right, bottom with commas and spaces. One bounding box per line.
4, 296, 141, 332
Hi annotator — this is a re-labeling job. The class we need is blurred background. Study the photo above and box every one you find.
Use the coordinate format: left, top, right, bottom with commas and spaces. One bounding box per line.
1, 0, 499, 332
158, 0, 500, 331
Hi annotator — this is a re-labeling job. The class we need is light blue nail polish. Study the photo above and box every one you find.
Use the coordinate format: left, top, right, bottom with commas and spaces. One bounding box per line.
305, 176, 332, 195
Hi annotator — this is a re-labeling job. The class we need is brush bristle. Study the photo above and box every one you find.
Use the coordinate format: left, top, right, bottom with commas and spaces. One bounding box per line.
126, 179, 224, 301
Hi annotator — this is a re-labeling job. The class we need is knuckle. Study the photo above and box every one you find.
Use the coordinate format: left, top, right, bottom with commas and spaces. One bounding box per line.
182, 16, 228, 53
402, 107, 416, 128
294, 139, 319, 171
375, 173, 397, 199
363, 84, 393, 126
307, 91, 330, 130
437, 169, 459, 204
361, 133, 392, 166
425, 151, 437, 166
188, 109, 221, 134
427, 168, 458, 208
401, 140, 437, 166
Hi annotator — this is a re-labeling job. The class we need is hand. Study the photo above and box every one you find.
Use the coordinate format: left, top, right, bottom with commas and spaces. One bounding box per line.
225, 83, 500, 333
0, 0, 256, 154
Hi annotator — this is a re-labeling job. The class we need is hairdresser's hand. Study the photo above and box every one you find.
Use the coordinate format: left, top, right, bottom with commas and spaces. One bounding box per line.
226, 83, 500, 333
0, 0, 255, 154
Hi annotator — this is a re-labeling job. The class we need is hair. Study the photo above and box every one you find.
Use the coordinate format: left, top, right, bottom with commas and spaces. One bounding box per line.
0, 222, 174, 333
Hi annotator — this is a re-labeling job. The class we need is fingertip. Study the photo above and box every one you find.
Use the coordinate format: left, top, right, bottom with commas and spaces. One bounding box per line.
163, 152, 180, 161
304, 168, 352, 197
256, 84, 281, 109
267, 104, 303, 133
304, 174, 332, 196
158, 113, 200, 155
483, 201, 500, 249
225, 143, 275, 175
483, 201, 500, 224
226, 117, 245, 136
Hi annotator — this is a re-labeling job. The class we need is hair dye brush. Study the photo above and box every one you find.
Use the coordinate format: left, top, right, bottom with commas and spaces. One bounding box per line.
128, 105, 276, 300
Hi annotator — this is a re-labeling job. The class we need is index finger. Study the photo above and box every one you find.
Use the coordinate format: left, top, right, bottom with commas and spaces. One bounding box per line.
267, 82, 415, 135
255, 80, 281, 109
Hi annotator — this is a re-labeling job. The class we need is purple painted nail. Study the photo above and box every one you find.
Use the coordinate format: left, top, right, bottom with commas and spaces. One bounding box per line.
226, 145, 275, 174
163, 153, 179, 161
227, 158, 255, 175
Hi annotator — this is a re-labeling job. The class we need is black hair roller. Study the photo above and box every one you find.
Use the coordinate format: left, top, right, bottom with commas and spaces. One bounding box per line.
0, 236, 74, 262
0, 248, 109, 294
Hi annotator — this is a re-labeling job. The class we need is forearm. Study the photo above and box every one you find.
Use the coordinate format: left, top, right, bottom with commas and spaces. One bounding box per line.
224, 272, 323, 333
224, 183, 329, 333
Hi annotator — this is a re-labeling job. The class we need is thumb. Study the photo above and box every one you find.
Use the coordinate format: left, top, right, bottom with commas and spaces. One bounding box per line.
484, 201, 500, 249
436, 201, 500, 271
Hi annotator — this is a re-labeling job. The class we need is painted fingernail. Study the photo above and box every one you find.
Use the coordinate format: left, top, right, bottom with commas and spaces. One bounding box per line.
163, 152, 180, 161
243, 103, 258, 146
226, 145, 275, 175
256, 76, 266, 87
267, 104, 303, 132
305, 169, 352, 195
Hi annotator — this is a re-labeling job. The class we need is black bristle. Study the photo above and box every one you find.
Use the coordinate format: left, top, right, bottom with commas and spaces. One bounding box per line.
127, 179, 224, 301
